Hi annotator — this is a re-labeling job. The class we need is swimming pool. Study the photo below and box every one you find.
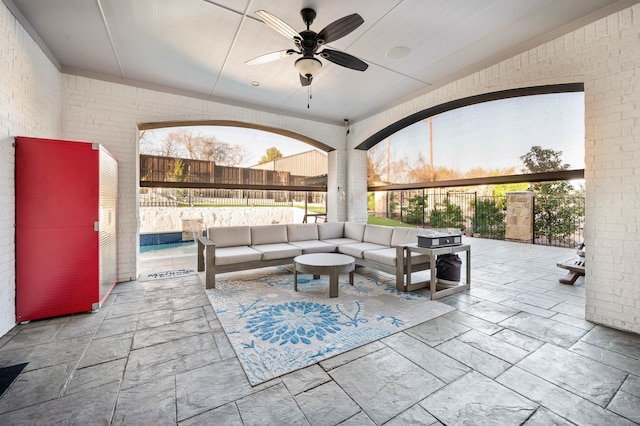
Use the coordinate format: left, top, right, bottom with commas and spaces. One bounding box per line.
139, 241, 197, 258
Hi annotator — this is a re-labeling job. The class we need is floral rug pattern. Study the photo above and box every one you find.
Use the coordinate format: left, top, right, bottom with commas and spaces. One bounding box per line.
206, 267, 455, 385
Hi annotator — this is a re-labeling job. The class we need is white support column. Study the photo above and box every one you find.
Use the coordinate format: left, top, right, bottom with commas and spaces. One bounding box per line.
327, 149, 347, 222
346, 148, 368, 223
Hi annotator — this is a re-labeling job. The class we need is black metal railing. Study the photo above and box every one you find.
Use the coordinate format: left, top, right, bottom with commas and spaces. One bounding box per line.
139, 187, 326, 208
370, 189, 584, 247
533, 195, 585, 247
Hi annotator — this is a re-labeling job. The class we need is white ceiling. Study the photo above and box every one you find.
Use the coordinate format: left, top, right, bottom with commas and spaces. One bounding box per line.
4, 0, 637, 124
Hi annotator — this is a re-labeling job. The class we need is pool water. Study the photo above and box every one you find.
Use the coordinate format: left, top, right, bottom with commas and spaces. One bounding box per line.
139, 241, 197, 258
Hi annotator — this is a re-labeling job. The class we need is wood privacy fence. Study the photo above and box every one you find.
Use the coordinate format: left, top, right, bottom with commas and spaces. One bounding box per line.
140, 154, 326, 188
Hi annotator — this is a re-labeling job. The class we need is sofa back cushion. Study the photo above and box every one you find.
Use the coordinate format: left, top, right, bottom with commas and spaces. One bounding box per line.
318, 222, 344, 240
344, 222, 366, 241
251, 224, 287, 245
363, 225, 394, 246
287, 223, 318, 242
209, 226, 251, 248
391, 227, 420, 246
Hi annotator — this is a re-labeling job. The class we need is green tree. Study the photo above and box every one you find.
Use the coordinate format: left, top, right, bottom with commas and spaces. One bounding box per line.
259, 147, 283, 164
367, 192, 376, 212
520, 145, 569, 173
402, 194, 427, 224
429, 199, 465, 231
174, 158, 185, 182
167, 158, 185, 182
520, 146, 583, 245
388, 191, 399, 218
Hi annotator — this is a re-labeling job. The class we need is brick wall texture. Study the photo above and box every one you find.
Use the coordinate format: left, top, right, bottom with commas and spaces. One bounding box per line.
351, 4, 640, 333
0, 4, 62, 335
2, 2, 639, 334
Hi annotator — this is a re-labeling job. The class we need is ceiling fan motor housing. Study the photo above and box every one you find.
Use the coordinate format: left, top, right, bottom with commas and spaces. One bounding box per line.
298, 30, 320, 52
300, 8, 317, 27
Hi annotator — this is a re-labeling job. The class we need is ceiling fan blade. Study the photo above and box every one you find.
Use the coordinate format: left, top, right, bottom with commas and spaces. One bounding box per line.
255, 10, 300, 40
300, 74, 312, 86
320, 49, 368, 71
317, 13, 364, 44
245, 50, 293, 66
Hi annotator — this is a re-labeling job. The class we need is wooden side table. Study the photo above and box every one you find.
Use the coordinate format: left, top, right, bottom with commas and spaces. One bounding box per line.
397, 243, 470, 299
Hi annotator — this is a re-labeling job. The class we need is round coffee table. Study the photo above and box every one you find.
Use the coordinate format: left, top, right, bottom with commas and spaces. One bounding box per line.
293, 253, 355, 297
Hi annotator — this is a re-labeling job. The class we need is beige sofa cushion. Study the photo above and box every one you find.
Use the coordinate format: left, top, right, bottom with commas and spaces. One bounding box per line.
363, 225, 394, 246
214, 246, 262, 265
318, 222, 344, 240
338, 242, 388, 258
251, 224, 287, 245
363, 247, 429, 267
287, 223, 318, 242
390, 227, 420, 246
288, 240, 337, 254
252, 243, 302, 260
209, 226, 251, 248
321, 237, 360, 246
344, 222, 366, 241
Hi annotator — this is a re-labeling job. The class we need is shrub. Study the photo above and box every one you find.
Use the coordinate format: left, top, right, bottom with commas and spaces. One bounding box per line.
429, 199, 465, 231
534, 194, 584, 245
402, 194, 427, 224
471, 198, 505, 238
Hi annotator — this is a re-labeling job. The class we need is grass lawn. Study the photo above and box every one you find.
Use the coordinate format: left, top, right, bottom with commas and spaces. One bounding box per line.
367, 216, 415, 227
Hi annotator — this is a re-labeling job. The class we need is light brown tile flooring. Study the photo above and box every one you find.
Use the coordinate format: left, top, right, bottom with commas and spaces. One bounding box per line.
1, 237, 639, 425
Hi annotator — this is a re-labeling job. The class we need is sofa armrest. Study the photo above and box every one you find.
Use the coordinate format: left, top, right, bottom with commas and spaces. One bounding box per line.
197, 236, 216, 289
395, 245, 406, 289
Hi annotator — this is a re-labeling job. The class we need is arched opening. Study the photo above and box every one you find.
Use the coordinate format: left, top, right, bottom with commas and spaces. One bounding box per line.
136, 121, 330, 274
362, 84, 585, 248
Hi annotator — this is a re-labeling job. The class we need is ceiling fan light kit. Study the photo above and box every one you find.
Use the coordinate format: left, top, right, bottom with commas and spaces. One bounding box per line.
247, 8, 368, 89
295, 56, 322, 79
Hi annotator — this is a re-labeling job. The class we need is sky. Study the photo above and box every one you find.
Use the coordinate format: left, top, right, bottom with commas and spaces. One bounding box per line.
142, 92, 585, 175
143, 125, 322, 167
377, 92, 585, 177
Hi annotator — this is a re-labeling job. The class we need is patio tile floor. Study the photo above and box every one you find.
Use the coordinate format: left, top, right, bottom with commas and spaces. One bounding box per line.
1, 237, 639, 425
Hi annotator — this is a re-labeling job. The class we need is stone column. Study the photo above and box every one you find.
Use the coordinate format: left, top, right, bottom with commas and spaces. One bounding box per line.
505, 191, 534, 243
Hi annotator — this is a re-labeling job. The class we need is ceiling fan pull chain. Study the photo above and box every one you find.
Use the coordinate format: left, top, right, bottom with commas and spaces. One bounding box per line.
307, 85, 311, 109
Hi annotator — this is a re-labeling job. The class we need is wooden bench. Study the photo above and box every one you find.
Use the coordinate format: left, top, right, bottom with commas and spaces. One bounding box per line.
556, 245, 585, 285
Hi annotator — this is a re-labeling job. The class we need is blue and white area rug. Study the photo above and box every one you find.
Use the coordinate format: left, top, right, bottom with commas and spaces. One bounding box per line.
205, 267, 455, 385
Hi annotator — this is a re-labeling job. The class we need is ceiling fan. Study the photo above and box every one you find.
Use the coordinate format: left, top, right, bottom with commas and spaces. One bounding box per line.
246, 8, 368, 87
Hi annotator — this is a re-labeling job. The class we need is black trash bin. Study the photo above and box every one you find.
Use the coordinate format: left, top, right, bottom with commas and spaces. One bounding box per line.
436, 254, 462, 288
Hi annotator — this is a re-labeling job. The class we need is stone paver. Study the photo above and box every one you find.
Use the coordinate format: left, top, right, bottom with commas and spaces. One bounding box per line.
421, 371, 538, 425
330, 346, 445, 424
0, 238, 638, 425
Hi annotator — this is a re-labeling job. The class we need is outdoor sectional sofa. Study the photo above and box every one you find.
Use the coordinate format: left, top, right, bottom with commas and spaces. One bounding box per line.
197, 222, 430, 290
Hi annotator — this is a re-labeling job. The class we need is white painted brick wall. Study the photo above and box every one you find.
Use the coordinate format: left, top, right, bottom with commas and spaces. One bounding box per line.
0, 3, 62, 336
351, 4, 640, 334
327, 149, 348, 222
346, 148, 369, 224
60, 75, 344, 283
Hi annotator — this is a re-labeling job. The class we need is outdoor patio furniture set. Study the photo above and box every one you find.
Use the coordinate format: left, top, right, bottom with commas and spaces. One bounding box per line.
197, 222, 442, 293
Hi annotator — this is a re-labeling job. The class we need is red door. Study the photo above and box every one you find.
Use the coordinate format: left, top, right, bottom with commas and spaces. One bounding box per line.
16, 137, 100, 322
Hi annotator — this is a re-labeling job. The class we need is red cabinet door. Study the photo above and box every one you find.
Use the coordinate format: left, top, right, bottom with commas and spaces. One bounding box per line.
16, 137, 100, 322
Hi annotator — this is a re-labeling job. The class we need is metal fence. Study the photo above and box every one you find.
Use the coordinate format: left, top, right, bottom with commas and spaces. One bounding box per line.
140, 187, 584, 248
370, 189, 584, 248
139, 187, 326, 208
533, 195, 585, 247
